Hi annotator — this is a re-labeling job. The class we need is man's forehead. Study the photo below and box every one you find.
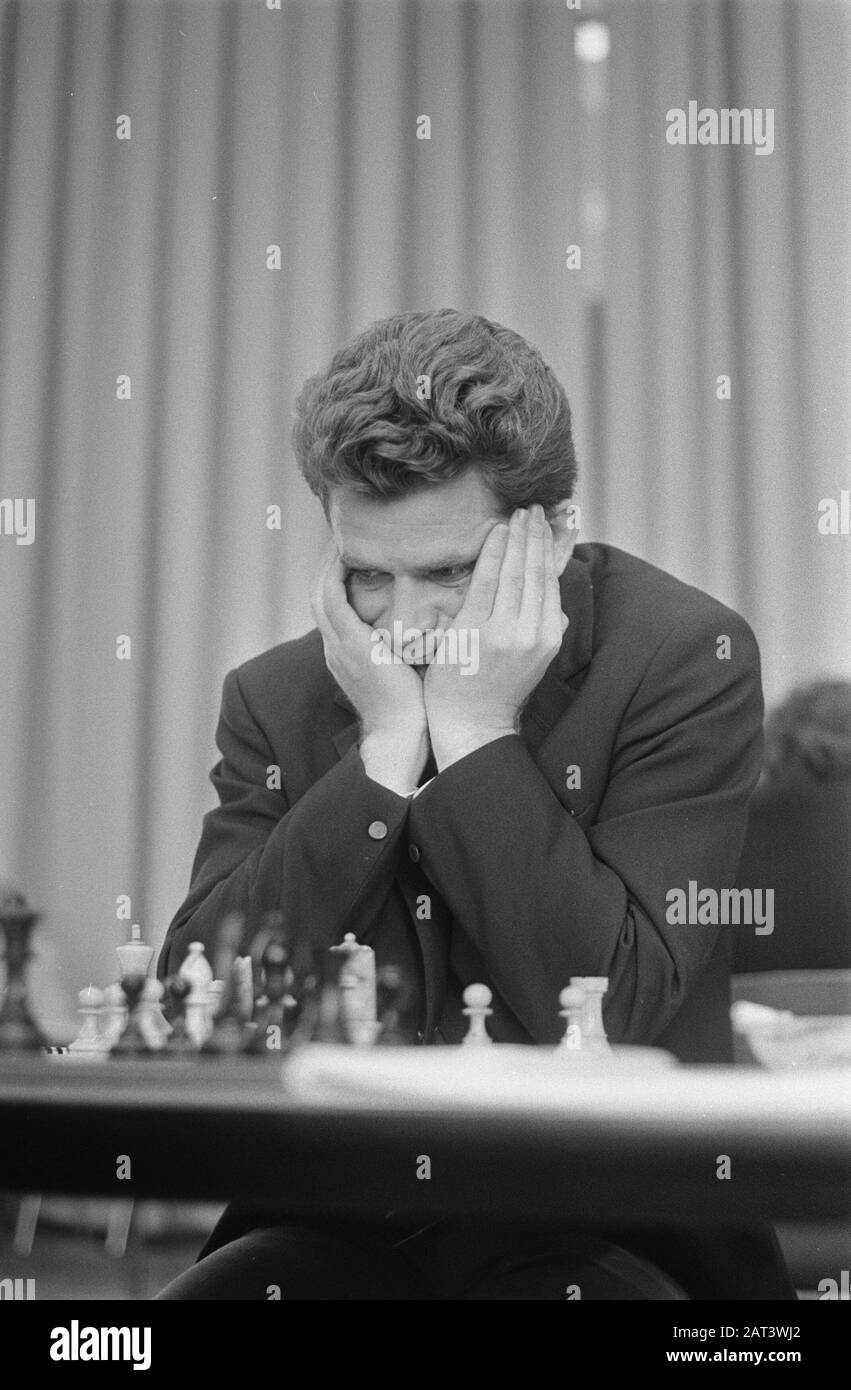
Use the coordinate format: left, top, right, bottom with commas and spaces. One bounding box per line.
337, 518, 493, 569
329, 473, 506, 566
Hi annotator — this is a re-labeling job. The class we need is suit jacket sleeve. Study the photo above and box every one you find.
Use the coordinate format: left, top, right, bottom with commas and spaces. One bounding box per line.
407, 610, 764, 1045
157, 667, 408, 978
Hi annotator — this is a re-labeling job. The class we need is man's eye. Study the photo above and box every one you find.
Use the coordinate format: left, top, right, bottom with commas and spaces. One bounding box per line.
431, 564, 474, 584
347, 569, 389, 587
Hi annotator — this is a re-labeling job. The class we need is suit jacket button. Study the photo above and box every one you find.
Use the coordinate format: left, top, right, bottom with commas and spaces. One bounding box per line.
368, 820, 388, 840
408, 843, 421, 862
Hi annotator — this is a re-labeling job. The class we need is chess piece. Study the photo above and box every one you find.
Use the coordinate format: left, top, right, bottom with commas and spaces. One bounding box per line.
278, 945, 322, 1045
329, 933, 376, 1031
557, 984, 585, 1050
312, 949, 351, 1044
346, 1017, 383, 1047
205, 979, 225, 1033
202, 974, 248, 1054
246, 912, 285, 1047
137, 977, 169, 1051
179, 942, 214, 1047
69, 985, 105, 1053
99, 982, 127, 1051
161, 976, 196, 1055
116, 923, 170, 1044
0, 892, 51, 1051
202, 914, 249, 1055
569, 975, 611, 1053
116, 922, 154, 979
375, 963, 418, 1046
336, 962, 374, 1043
111, 973, 153, 1056
262, 938, 290, 1022
232, 955, 255, 1022
249, 909, 288, 994
247, 935, 292, 1055
207, 913, 245, 1024
461, 982, 494, 1046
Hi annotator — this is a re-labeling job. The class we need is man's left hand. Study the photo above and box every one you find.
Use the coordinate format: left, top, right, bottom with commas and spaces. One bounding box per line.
423, 504, 568, 771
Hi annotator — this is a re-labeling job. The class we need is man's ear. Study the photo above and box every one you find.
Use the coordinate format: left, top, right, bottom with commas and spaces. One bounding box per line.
545, 499, 581, 575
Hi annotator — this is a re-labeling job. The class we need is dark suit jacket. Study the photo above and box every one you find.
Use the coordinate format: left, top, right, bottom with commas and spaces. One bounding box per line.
159, 542, 764, 1065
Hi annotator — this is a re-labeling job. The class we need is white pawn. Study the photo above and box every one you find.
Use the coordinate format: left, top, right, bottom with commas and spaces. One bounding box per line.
557, 985, 585, 1050
99, 982, 127, 1050
69, 985, 105, 1053
179, 941, 214, 1047
461, 983, 494, 1046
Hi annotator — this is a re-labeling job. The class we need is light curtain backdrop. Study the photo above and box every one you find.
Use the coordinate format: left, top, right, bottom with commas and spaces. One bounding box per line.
1, 0, 849, 1032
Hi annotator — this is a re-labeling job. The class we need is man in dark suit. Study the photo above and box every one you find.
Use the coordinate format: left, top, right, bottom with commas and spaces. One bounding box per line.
157, 309, 792, 1299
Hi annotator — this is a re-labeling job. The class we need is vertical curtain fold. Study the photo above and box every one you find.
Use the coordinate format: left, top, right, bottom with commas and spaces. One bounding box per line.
0, 0, 847, 1033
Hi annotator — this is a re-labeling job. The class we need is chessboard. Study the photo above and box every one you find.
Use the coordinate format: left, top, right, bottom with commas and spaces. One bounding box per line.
0, 892, 651, 1062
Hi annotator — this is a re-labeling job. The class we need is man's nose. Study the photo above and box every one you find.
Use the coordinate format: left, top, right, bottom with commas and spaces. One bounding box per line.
390, 580, 442, 623
387, 585, 441, 651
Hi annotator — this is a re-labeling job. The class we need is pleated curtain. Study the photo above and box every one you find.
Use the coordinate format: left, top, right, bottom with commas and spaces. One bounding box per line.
0, 0, 847, 1034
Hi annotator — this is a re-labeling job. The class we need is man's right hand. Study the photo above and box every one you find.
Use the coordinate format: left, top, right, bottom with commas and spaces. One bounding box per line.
311, 548, 429, 795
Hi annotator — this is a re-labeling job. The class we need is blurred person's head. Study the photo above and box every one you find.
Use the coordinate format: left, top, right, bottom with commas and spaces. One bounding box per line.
292, 309, 579, 641
762, 679, 851, 783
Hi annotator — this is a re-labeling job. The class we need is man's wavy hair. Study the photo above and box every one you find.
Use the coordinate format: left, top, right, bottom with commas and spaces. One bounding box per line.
292, 309, 578, 514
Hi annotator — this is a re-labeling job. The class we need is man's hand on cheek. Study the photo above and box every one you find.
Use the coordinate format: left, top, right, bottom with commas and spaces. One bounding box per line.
311, 546, 430, 793
423, 505, 568, 771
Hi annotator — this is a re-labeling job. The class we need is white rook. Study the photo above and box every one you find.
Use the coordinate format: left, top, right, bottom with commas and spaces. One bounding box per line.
569, 975, 611, 1052
116, 922, 153, 979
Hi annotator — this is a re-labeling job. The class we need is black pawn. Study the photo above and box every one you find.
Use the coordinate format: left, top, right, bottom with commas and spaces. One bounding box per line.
0, 893, 51, 1051
162, 976, 195, 1055
376, 964, 418, 1046
111, 973, 153, 1057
